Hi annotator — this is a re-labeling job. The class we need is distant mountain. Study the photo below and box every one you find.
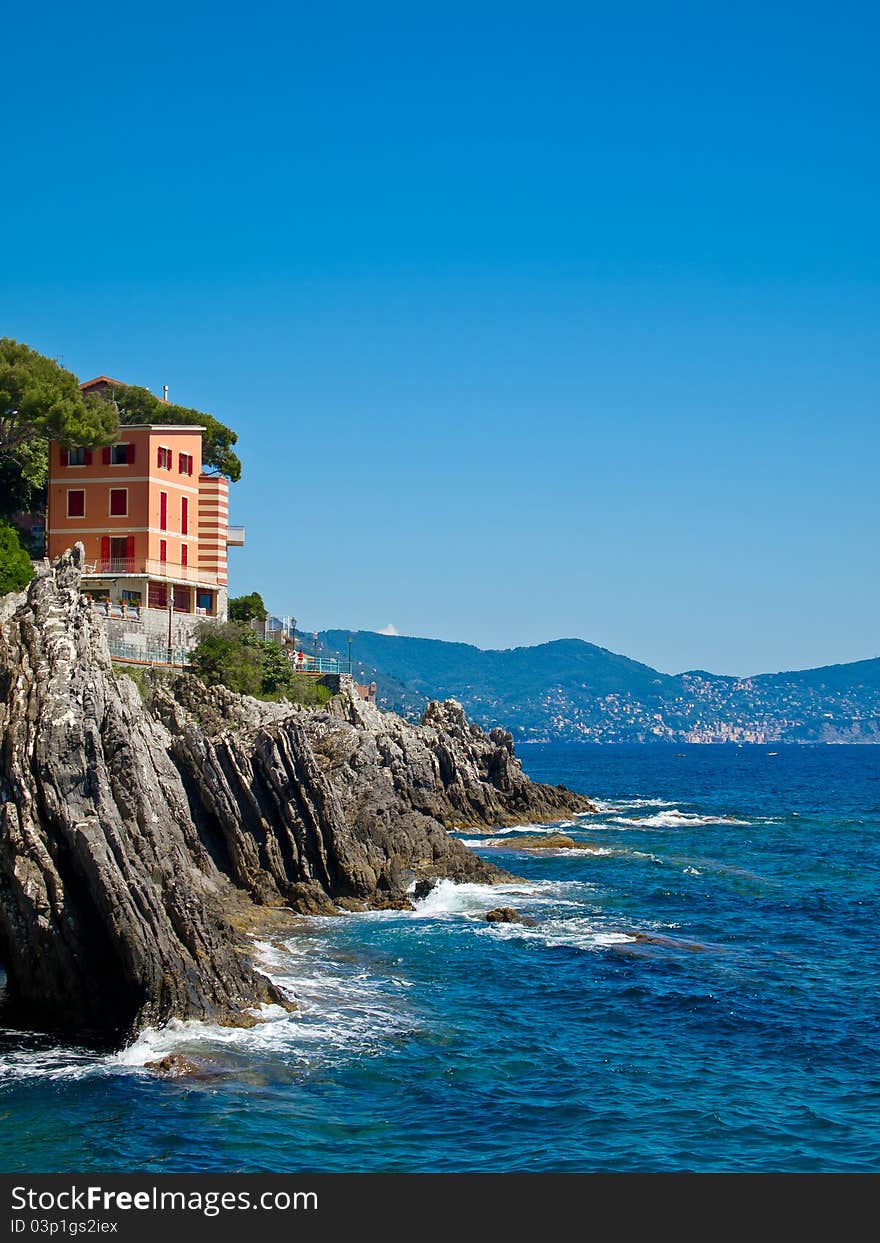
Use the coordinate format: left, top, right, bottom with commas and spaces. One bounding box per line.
319, 630, 880, 744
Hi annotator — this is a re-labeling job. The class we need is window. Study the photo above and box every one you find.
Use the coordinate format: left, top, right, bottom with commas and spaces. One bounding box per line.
148, 582, 168, 609
181, 543, 188, 567
67, 447, 86, 466
111, 443, 132, 465
109, 489, 128, 516
178, 452, 193, 476
159, 539, 167, 563
181, 496, 188, 535
66, 490, 85, 517
157, 446, 172, 470
159, 491, 168, 530
196, 590, 213, 615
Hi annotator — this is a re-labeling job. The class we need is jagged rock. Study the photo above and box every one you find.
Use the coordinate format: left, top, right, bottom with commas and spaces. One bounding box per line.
0, 547, 596, 1044
0, 549, 281, 1043
144, 1054, 202, 1078
485, 907, 536, 926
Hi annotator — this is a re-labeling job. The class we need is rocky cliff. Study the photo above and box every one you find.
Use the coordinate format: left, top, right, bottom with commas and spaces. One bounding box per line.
0, 549, 594, 1045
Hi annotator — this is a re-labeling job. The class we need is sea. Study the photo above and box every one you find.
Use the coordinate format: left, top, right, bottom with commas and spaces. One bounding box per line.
1, 743, 879, 1173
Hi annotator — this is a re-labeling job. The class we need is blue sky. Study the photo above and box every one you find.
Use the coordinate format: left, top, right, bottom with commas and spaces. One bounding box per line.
3, 2, 878, 675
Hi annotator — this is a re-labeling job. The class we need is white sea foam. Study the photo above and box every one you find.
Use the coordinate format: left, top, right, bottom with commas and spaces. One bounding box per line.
480, 915, 637, 953
408, 878, 567, 918
0, 1037, 111, 1084
114, 934, 415, 1070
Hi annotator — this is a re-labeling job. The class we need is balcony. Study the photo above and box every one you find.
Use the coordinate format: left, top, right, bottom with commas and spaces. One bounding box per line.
227, 525, 245, 547
84, 557, 218, 585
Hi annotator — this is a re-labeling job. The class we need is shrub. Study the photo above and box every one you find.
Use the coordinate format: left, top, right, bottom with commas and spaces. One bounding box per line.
0, 519, 33, 595
189, 622, 332, 704
189, 622, 265, 697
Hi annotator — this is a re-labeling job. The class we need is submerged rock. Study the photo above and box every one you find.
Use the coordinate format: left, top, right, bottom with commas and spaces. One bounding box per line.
485, 907, 536, 926
0, 547, 595, 1045
144, 1054, 202, 1079
487, 833, 601, 851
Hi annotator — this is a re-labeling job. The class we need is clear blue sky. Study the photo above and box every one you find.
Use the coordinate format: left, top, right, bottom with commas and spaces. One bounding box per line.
4, 2, 878, 676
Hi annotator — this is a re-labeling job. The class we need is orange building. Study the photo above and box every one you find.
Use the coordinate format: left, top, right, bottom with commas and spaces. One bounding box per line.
46, 378, 244, 640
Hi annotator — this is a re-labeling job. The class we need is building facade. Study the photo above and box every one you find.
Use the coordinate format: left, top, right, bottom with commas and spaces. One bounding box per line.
46, 379, 244, 655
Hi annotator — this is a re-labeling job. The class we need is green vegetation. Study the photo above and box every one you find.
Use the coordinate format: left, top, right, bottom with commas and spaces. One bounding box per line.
229, 591, 268, 624
100, 382, 242, 482
0, 338, 118, 517
111, 663, 153, 701
190, 623, 333, 705
0, 518, 34, 594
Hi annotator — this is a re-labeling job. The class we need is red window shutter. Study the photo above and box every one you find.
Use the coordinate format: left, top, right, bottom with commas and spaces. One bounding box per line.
84, 449, 93, 466
181, 544, 188, 567
100, 536, 110, 566
157, 446, 162, 468
127, 443, 135, 464
160, 492, 167, 530
178, 453, 183, 474
125, 535, 135, 564
188, 456, 193, 476
159, 539, 167, 563
60, 446, 68, 467
102, 447, 111, 465
181, 497, 188, 535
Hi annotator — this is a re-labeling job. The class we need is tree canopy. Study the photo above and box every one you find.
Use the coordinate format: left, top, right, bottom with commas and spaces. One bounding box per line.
0, 338, 119, 515
101, 383, 242, 482
229, 591, 268, 623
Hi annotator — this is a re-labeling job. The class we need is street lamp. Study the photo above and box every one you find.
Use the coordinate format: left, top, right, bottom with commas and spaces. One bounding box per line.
167, 592, 174, 665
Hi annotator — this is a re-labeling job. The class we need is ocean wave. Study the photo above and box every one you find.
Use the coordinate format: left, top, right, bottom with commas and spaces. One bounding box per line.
408, 878, 574, 918
0, 1035, 110, 1084
480, 916, 636, 953
612, 810, 750, 829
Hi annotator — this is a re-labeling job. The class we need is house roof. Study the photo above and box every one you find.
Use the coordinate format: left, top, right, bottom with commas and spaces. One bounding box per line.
113, 424, 207, 433
81, 376, 170, 404
81, 376, 126, 390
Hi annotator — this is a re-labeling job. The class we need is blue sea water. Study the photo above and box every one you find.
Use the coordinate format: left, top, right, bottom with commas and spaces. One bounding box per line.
2, 744, 879, 1173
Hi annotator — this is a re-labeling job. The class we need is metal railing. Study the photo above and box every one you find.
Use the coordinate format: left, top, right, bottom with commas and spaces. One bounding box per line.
84, 558, 217, 585
292, 656, 343, 675
108, 640, 192, 668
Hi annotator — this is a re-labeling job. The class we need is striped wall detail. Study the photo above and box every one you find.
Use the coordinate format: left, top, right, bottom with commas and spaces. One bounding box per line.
198, 474, 229, 586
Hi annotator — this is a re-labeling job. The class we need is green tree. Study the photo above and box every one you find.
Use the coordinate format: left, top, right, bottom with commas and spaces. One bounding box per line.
0, 519, 34, 594
96, 382, 242, 482
189, 622, 264, 697
261, 640, 294, 695
229, 591, 268, 623
0, 338, 119, 517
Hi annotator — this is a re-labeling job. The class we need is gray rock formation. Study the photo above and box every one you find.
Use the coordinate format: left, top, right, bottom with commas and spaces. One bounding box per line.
0, 548, 595, 1044
0, 548, 281, 1043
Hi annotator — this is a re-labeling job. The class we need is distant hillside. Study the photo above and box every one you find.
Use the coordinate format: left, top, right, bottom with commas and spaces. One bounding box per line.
319, 630, 880, 744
